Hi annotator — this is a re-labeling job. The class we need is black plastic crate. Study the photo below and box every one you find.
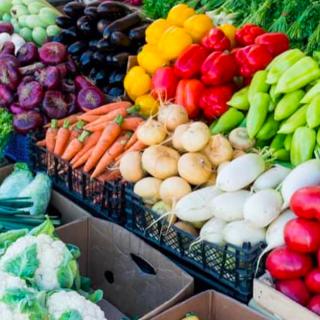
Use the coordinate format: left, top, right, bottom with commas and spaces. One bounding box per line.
124, 184, 266, 303
31, 142, 126, 224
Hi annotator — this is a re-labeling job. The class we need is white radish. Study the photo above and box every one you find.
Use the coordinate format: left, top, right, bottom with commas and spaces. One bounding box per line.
134, 177, 162, 205
243, 189, 283, 228
175, 221, 198, 236
252, 165, 291, 191
223, 220, 266, 247
172, 123, 189, 152
199, 217, 226, 245
281, 159, 320, 208
217, 161, 230, 174
119, 151, 144, 183
181, 122, 210, 152
216, 153, 266, 192
210, 190, 251, 222
137, 119, 167, 145
159, 176, 191, 205
158, 103, 189, 131
175, 187, 222, 222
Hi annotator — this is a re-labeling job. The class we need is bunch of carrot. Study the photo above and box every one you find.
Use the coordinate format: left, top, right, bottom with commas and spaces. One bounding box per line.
37, 101, 146, 181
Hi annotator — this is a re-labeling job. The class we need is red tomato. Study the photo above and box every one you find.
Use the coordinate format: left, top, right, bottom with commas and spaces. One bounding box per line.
308, 295, 320, 315
290, 186, 320, 220
306, 269, 320, 293
276, 279, 310, 306
285, 218, 320, 253
266, 247, 313, 280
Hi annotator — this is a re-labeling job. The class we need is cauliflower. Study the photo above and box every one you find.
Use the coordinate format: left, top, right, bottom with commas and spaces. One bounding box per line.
0, 220, 80, 291
47, 290, 107, 320
0, 272, 47, 320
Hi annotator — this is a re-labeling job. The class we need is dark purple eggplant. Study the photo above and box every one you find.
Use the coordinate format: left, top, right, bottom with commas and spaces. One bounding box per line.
68, 41, 87, 56
107, 86, 123, 98
13, 111, 43, 134
103, 12, 141, 39
96, 39, 113, 52
0, 84, 13, 107
128, 24, 149, 41
56, 16, 74, 29
63, 2, 85, 18
108, 71, 125, 85
97, 1, 130, 19
87, 1, 100, 7
92, 51, 105, 64
88, 39, 99, 49
110, 31, 130, 47
112, 52, 129, 66
79, 50, 94, 71
17, 42, 38, 66
42, 91, 69, 119
56, 28, 78, 45
77, 18, 95, 36
84, 6, 98, 18
97, 19, 111, 34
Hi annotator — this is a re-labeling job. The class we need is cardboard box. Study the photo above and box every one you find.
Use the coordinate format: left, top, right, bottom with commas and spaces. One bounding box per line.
57, 217, 194, 320
152, 290, 267, 320
0, 165, 90, 224
254, 274, 319, 320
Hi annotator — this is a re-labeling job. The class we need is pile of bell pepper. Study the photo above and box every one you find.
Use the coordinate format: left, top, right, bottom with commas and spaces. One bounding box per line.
124, 11, 290, 120
220, 48, 320, 167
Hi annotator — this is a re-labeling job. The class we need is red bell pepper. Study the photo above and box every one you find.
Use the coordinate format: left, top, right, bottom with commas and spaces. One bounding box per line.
235, 24, 266, 46
201, 51, 238, 86
176, 79, 204, 118
255, 32, 290, 57
174, 44, 209, 79
151, 66, 178, 100
201, 28, 231, 51
234, 44, 273, 78
199, 85, 234, 120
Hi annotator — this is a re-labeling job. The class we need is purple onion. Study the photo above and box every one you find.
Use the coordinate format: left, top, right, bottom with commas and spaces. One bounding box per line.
0, 63, 20, 90
19, 62, 45, 76
1, 41, 15, 55
74, 75, 94, 91
0, 22, 14, 35
77, 86, 105, 111
66, 93, 78, 114
13, 111, 43, 134
18, 81, 43, 110
61, 79, 75, 93
38, 42, 67, 65
0, 84, 13, 107
42, 90, 69, 119
9, 103, 25, 115
0, 54, 20, 67
36, 66, 60, 90
17, 42, 38, 66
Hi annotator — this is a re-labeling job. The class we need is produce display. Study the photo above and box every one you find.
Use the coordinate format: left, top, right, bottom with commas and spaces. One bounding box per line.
0, 38, 106, 133
0, 218, 106, 319
37, 101, 144, 180
54, 1, 150, 100
0, 162, 59, 230
0, 108, 13, 157
0, 0, 62, 45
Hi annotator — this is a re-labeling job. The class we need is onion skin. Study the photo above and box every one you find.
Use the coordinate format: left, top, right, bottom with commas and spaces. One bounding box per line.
38, 42, 67, 65
13, 111, 43, 134
17, 42, 38, 66
9, 103, 25, 115
276, 279, 310, 306
0, 84, 13, 107
266, 246, 313, 280
77, 86, 105, 111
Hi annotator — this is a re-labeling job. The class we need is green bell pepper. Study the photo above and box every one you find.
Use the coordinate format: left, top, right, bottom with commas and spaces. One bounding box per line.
284, 134, 293, 151
269, 84, 282, 104
278, 104, 308, 134
271, 134, 286, 150
227, 86, 250, 110
317, 128, 320, 145
256, 114, 279, 140
274, 90, 304, 121
301, 80, 320, 104
246, 92, 270, 139
306, 95, 320, 128
275, 57, 320, 94
248, 70, 270, 104
290, 127, 316, 166
274, 149, 290, 161
266, 49, 305, 85
210, 108, 244, 134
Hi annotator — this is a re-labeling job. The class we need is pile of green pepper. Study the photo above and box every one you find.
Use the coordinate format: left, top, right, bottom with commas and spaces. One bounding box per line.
212, 49, 320, 167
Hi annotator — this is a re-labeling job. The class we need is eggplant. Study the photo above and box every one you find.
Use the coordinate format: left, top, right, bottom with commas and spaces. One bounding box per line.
68, 41, 87, 56
87, 1, 100, 7
92, 51, 105, 64
84, 6, 98, 18
97, 19, 112, 34
77, 17, 95, 36
63, 2, 85, 18
79, 51, 94, 71
97, 1, 130, 19
76, 16, 93, 29
107, 87, 124, 98
57, 28, 78, 44
129, 24, 149, 41
88, 39, 99, 49
110, 31, 130, 47
90, 69, 108, 86
103, 12, 141, 39
112, 52, 129, 67
108, 71, 125, 85
97, 39, 113, 52
56, 16, 74, 29
13, 111, 43, 134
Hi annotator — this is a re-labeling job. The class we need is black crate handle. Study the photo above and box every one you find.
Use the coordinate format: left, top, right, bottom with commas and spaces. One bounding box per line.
130, 253, 156, 275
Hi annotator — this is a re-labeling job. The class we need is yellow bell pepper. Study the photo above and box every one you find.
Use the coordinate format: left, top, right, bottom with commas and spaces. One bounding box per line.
183, 14, 213, 42
158, 26, 192, 60
135, 94, 159, 117
137, 44, 168, 74
167, 4, 195, 27
181, 313, 200, 320
146, 19, 172, 45
124, 66, 151, 101
219, 24, 237, 48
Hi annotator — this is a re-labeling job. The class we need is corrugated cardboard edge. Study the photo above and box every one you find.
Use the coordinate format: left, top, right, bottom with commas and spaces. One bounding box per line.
254, 274, 319, 320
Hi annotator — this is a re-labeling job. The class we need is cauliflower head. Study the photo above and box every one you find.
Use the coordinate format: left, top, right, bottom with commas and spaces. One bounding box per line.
47, 290, 107, 320
0, 302, 29, 320
0, 233, 79, 291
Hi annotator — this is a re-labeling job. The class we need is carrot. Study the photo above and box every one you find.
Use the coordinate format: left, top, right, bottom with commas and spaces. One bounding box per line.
83, 101, 132, 116
53, 120, 71, 156
44, 114, 81, 128
77, 114, 100, 122
45, 119, 58, 152
83, 115, 123, 173
81, 121, 110, 132
97, 169, 121, 182
91, 132, 132, 178
124, 132, 137, 150
84, 107, 128, 131
114, 135, 142, 164
122, 140, 146, 154
121, 117, 144, 131
36, 139, 46, 147
70, 130, 102, 165
72, 146, 94, 169
62, 131, 90, 161
69, 120, 85, 142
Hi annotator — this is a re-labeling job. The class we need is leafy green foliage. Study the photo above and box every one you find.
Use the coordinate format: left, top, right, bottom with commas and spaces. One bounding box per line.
60, 310, 82, 320
0, 108, 12, 157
